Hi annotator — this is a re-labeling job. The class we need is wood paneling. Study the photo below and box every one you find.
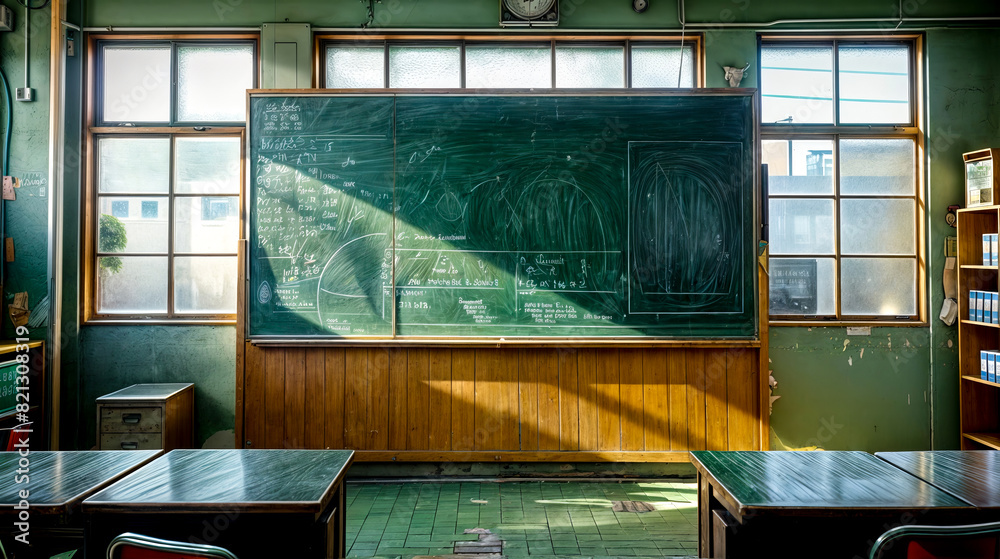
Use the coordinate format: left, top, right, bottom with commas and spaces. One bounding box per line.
324, 348, 345, 450
452, 349, 476, 452
241, 346, 764, 460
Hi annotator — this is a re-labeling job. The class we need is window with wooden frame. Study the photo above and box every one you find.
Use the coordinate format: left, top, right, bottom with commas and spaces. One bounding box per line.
317, 34, 702, 89
760, 35, 924, 324
84, 35, 257, 322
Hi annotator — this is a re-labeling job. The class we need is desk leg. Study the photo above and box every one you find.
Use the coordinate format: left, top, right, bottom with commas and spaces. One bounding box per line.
334, 482, 346, 559
698, 472, 712, 558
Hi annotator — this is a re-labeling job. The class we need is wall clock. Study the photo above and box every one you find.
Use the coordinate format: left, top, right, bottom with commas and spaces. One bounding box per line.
501, 0, 559, 27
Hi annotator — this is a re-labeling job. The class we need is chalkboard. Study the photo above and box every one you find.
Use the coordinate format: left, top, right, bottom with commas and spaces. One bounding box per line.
248, 91, 758, 339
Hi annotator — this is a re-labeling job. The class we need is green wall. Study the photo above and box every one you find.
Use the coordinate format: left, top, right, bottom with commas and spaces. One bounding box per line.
0, 0, 50, 335
13, 0, 992, 449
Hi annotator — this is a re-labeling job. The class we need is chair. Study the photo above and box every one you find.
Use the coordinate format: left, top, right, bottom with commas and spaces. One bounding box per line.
107, 532, 240, 559
869, 520, 1000, 559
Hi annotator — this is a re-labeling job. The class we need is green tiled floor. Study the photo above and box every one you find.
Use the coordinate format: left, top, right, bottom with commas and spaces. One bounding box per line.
345, 480, 699, 558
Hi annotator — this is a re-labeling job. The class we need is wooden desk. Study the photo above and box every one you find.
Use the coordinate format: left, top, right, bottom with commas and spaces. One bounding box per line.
0, 450, 160, 557
876, 450, 1000, 509
83, 449, 354, 558
690, 451, 976, 558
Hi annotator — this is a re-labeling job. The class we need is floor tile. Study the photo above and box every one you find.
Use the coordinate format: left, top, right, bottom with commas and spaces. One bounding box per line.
345, 479, 698, 558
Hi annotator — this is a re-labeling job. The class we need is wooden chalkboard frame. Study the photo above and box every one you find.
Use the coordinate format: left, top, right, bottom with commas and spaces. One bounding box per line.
242, 89, 762, 345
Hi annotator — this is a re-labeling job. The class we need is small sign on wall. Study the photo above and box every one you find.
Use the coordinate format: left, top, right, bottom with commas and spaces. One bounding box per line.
770, 259, 818, 314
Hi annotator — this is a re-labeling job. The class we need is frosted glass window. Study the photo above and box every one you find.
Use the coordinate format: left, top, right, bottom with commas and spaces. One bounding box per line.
631, 45, 695, 88
177, 45, 254, 122
762, 139, 835, 195
174, 257, 238, 314
841, 258, 916, 316
839, 46, 910, 124
466, 47, 551, 89
175, 137, 241, 194
769, 258, 836, 316
840, 199, 914, 255
761, 47, 833, 124
840, 139, 915, 195
98, 197, 168, 253
102, 46, 171, 123
389, 47, 461, 88
769, 199, 835, 255
98, 256, 169, 313
555, 47, 625, 88
174, 197, 239, 253
99, 138, 170, 193
326, 46, 385, 88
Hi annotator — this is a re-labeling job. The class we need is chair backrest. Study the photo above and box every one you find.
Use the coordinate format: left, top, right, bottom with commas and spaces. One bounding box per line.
107, 533, 240, 559
869, 521, 1000, 559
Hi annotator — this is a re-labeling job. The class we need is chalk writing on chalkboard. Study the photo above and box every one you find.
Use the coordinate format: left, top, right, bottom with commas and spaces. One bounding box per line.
248, 92, 757, 339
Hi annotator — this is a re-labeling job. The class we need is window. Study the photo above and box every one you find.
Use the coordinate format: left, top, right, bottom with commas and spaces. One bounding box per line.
87, 37, 256, 321
321, 36, 699, 89
761, 37, 922, 322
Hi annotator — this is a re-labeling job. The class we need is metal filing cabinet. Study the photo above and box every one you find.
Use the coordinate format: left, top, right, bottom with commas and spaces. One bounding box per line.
97, 383, 194, 451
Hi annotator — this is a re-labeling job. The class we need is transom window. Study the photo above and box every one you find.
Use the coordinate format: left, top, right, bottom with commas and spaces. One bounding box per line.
87, 37, 257, 321
761, 36, 923, 322
321, 36, 699, 89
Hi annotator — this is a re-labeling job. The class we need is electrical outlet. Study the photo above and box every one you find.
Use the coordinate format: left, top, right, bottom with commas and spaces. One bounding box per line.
15, 88, 33, 102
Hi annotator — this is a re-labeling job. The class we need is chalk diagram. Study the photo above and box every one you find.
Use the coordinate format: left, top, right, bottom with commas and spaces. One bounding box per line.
627, 141, 743, 314
316, 232, 392, 332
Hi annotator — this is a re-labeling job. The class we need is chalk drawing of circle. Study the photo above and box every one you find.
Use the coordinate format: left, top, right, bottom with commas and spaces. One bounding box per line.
257, 281, 272, 304
316, 232, 389, 325
436, 191, 466, 222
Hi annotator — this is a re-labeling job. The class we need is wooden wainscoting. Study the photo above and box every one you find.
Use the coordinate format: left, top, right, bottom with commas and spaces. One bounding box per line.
238, 345, 763, 461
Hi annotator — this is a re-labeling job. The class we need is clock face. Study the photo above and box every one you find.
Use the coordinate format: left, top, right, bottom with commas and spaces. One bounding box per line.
504, 0, 556, 20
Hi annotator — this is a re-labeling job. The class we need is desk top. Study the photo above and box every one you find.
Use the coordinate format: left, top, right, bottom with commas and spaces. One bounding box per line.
876, 450, 1000, 509
96, 383, 193, 402
690, 451, 970, 518
0, 450, 161, 516
82, 449, 354, 517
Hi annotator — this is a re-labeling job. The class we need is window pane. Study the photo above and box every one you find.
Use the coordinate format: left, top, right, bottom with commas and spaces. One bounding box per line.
388, 46, 460, 88
769, 199, 835, 255
98, 256, 168, 314
841, 199, 915, 255
102, 46, 171, 123
98, 198, 169, 253
466, 46, 551, 89
761, 47, 833, 124
770, 258, 836, 315
841, 258, 916, 316
762, 139, 835, 195
175, 137, 241, 194
326, 46, 385, 88
99, 137, 170, 193
839, 46, 910, 124
175, 256, 237, 314
631, 45, 694, 88
555, 47, 625, 88
840, 138, 915, 195
174, 197, 239, 253
177, 45, 254, 122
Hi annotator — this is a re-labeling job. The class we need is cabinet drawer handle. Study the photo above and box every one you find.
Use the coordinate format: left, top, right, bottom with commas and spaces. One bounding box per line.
122, 413, 141, 424
120, 441, 139, 450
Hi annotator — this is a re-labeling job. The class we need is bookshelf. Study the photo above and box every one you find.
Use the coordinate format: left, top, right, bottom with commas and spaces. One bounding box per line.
957, 206, 1000, 450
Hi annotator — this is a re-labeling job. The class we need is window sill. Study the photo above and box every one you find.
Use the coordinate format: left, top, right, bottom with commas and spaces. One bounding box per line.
83, 318, 236, 326
768, 319, 929, 328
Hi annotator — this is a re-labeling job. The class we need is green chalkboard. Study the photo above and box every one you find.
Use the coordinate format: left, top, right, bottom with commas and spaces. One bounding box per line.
248, 91, 759, 339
